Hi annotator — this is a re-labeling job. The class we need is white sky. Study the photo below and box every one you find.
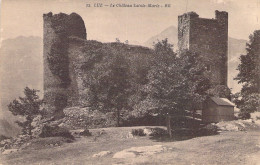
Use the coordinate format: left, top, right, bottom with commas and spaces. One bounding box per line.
0, 0, 259, 44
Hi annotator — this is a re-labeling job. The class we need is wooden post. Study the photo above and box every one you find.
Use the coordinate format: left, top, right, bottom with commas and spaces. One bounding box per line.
166, 115, 172, 138
192, 109, 196, 136
117, 109, 120, 127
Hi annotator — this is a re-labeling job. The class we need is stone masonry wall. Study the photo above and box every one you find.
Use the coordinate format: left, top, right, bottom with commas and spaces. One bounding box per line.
44, 11, 229, 118
178, 10, 228, 86
43, 12, 153, 117
43, 12, 86, 118
67, 37, 153, 106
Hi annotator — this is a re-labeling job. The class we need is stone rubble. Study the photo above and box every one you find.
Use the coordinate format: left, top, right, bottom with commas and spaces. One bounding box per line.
2, 149, 19, 155
92, 151, 113, 158
113, 145, 166, 159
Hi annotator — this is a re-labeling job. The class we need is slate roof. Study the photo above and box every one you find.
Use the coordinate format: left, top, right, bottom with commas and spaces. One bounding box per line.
210, 97, 235, 107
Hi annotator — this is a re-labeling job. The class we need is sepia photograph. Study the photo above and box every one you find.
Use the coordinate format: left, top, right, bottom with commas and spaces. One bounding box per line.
0, 0, 259, 164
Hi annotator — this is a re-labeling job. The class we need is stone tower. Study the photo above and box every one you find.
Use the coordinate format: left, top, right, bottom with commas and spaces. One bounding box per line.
43, 12, 86, 118
178, 10, 228, 86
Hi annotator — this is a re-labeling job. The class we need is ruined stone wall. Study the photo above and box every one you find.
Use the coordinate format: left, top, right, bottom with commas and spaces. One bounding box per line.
178, 12, 199, 52
178, 11, 228, 86
67, 37, 153, 106
43, 12, 86, 118
43, 12, 153, 117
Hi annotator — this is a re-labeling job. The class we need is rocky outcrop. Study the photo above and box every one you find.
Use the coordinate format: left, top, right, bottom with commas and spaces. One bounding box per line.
2, 149, 18, 155
0, 134, 31, 153
92, 151, 112, 158
113, 145, 167, 159
61, 107, 116, 129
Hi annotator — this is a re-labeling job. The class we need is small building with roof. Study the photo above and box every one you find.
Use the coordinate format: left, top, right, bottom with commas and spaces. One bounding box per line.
202, 97, 235, 123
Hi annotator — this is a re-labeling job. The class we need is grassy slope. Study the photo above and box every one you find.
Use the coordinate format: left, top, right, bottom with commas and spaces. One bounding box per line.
1, 126, 260, 165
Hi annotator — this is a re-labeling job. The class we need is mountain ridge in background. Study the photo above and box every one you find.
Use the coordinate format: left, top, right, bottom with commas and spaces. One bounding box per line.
144, 26, 178, 50
0, 36, 43, 137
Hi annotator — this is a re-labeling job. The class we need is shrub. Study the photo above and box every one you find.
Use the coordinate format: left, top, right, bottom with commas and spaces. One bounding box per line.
79, 129, 92, 136
131, 129, 146, 136
0, 135, 9, 142
39, 125, 74, 140
199, 124, 219, 135
238, 112, 251, 120
63, 108, 117, 129
150, 128, 168, 137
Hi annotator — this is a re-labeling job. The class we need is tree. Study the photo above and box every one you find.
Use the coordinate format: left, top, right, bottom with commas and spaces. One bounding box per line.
178, 50, 211, 114
106, 54, 131, 126
234, 30, 260, 117
131, 39, 185, 135
206, 85, 232, 100
8, 87, 42, 137
132, 39, 211, 122
133, 39, 180, 117
85, 50, 131, 126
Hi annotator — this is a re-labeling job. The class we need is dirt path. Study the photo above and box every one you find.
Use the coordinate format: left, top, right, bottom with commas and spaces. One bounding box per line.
125, 131, 260, 165
246, 136, 260, 165
1, 127, 260, 165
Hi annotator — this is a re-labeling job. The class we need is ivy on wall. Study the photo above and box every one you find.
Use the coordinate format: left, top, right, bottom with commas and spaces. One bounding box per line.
47, 40, 71, 87
47, 15, 71, 88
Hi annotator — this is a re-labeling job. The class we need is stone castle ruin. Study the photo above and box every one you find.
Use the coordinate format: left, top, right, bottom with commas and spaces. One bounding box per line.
178, 10, 228, 86
43, 11, 228, 118
43, 12, 153, 118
